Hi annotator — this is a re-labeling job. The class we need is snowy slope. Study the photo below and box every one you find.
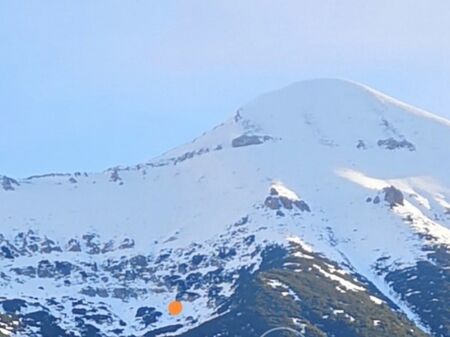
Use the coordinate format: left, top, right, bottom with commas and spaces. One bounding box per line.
1, 79, 449, 337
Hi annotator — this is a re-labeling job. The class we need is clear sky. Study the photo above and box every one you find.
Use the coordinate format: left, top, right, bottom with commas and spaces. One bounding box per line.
1, 1, 450, 177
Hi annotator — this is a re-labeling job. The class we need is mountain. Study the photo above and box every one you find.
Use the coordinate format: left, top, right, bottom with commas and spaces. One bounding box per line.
1, 79, 449, 337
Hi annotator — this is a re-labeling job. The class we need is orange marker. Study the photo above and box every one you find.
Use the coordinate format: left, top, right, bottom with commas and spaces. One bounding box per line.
168, 300, 183, 316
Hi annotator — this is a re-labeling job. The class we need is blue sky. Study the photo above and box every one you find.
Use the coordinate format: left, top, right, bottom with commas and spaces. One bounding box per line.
1, 1, 450, 177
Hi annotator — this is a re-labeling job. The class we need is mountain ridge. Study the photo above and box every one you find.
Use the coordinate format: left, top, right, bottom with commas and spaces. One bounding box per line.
4, 78, 450, 181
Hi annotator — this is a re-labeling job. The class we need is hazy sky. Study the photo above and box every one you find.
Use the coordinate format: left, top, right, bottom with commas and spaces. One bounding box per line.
2, 1, 450, 177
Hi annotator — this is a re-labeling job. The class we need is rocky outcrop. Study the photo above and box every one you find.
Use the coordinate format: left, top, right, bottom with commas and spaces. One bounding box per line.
377, 138, 415, 151
264, 196, 281, 209
231, 134, 272, 148
1, 176, 19, 191
109, 169, 122, 184
383, 186, 404, 207
264, 189, 311, 212
356, 140, 367, 149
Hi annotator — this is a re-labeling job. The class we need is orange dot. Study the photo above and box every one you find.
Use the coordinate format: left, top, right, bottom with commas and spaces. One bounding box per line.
168, 300, 183, 316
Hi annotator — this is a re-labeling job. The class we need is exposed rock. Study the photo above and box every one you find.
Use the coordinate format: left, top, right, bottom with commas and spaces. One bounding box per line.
136, 307, 162, 327
178, 291, 201, 302
231, 134, 272, 148
54, 261, 74, 276
40, 238, 62, 254
67, 239, 81, 252
234, 110, 242, 122
178, 263, 188, 274
265, 195, 310, 212
1, 176, 19, 191
26, 173, 71, 180
1, 299, 27, 313
191, 254, 205, 266
96, 288, 109, 298
130, 255, 148, 268
279, 196, 293, 209
294, 200, 311, 212
80, 286, 98, 297
37, 260, 55, 278
217, 247, 237, 259
233, 216, 248, 227
0, 245, 17, 259
264, 196, 281, 209
101, 240, 115, 254
174, 147, 210, 164
356, 140, 367, 149
68, 177, 77, 184
12, 266, 36, 277
383, 186, 404, 207
377, 138, 416, 151
109, 169, 122, 183
112, 287, 138, 300
83, 234, 101, 255
119, 238, 135, 249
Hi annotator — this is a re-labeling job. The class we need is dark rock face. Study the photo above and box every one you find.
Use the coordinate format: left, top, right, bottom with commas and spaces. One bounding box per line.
12, 266, 36, 277
265, 196, 311, 212
1, 176, 19, 191
68, 177, 77, 184
377, 138, 416, 151
26, 173, 71, 180
109, 169, 122, 183
119, 238, 135, 249
231, 134, 272, 148
383, 186, 404, 207
264, 196, 281, 209
40, 238, 62, 254
294, 200, 311, 212
356, 140, 367, 149
136, 307, 162, 327
37, 260, 55, 278
67, 239, 81, 252
174, 148, 210, 164
279, 196, 293, 209
1, 299, 27, 313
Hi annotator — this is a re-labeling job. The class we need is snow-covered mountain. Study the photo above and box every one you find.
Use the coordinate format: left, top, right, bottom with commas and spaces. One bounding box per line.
1, 79, 449, 337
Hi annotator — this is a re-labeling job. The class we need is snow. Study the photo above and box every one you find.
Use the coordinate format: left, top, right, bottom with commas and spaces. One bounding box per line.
270, 182, 300, 200
369, 295, 384, 305
265, 278, 301, 302
312, 264, 365, 292
1, 78, 449, 335
286, 236, 314, 253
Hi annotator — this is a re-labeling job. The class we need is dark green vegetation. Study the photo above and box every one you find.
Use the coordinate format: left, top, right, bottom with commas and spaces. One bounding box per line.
384, 244, 450, 337
0, 312, 17, 337
177, 245, 428, 337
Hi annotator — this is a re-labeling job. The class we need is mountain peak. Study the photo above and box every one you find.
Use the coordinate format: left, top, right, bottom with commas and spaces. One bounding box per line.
241, 78, 450, 131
